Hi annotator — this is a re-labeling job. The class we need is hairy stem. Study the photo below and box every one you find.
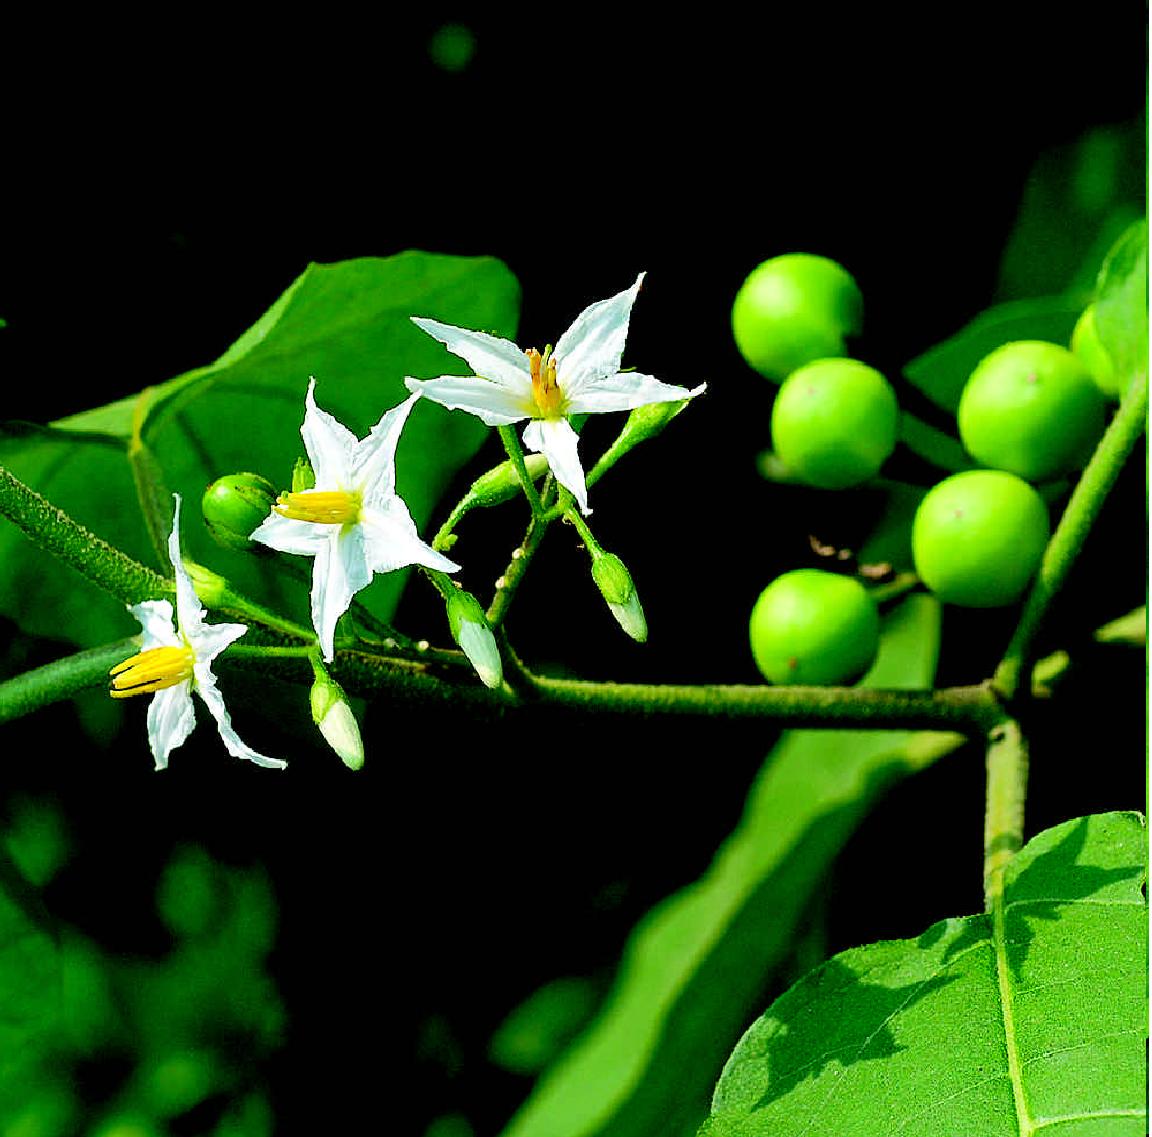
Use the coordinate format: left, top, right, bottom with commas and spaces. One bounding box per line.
0, 639, 139, 724
983, 717, 1028, 910
0, 462, 168, 605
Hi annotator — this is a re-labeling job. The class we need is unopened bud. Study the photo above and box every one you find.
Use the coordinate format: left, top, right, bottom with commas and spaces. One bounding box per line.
201, 473, 277, 551
182, 561, 230, 607
591, 552, 647, 643
292, 458, 316, 494
467, 453, 549, 509
446, 589, 503, 688
310, 666, 364, 770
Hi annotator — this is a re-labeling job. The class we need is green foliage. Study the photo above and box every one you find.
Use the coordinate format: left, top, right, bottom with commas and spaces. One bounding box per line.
701, 812, 1147, 1136
0, 253, 520, 647
0, 833, 282, 1135
498, 595, 965, 1137
1093, 219, 1148, 394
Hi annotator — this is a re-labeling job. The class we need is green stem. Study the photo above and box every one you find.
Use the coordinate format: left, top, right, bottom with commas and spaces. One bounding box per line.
0, 639, 138, 724
497, 425, 544, 516
983, 717, 1028, 910
994, 371, 1148, 699
0, 462, 168, 606
517, 672, 1001, 732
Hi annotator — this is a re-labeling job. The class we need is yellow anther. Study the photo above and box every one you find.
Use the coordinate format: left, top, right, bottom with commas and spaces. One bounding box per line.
274, 490, 362, 525
109, 645, 195, 699
527, 347, 564, 418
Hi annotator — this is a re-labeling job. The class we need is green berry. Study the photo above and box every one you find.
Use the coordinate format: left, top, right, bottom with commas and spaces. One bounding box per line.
731, 254, 863, 382
1070, 304, 1124, 398
911, 470, 1049, 607
201, 473, 277, 551
771, 358, 899, 488
957, 340, 1108, 481
748, 569, 880, 685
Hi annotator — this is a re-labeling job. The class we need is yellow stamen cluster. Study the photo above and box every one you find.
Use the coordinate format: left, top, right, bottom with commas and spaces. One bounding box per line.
527, 347, 563, 418
274, 490, 362, 525
109, 645, 195, 699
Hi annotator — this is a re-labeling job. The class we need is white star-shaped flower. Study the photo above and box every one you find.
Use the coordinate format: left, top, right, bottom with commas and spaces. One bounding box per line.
250, 379, 459, 661
405, 273, 705, 514
110, 494, 285, 771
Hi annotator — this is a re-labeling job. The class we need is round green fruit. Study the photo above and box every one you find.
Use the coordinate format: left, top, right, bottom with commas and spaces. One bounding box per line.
1070, 304, 1123, 398
911, 470, 1049, 607
732, 254, 863, 382
202, 472, 277, 551
957, 340, 1107, 481
771, 358, 898, 488
749, 569, 880, 685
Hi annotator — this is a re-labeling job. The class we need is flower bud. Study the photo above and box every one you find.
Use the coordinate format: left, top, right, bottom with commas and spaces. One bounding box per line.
182, 561, 230, 607
591, 552, 647, 643
445, 588, 503, 688
201, 473, 276, 552
292, 457, 316, 494
467, 453, 549, 509
309, 666, 364, 770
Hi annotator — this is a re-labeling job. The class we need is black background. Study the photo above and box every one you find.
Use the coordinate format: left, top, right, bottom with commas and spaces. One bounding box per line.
1, 9, 1147, 1135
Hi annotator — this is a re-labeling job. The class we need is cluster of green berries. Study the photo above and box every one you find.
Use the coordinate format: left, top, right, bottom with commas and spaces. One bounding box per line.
733, 254, 1115, 686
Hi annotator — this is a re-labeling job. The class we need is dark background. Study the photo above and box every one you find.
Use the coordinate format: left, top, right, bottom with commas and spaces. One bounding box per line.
1, 9, 1147, 1135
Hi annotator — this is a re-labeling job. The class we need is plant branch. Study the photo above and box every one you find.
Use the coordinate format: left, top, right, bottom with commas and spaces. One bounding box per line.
994, 371, 1148, 699
0, 639, 139, 724
0, 462, 169, 606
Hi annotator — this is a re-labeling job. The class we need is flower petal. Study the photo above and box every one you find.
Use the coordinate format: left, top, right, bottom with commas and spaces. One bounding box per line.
301, 378, 358, 486
352, 393, 420, 500
411, 318, 532, 392
522, 417, 591, 515
565, 373, 707, 415
167, 495, 206, 635
311, 530, 372, 662
404, 375, 533, 427
130, 599, 181, 650
554, 273, 644, 399
360, 499, 461, 575
250, 514, 330, 557
188, 620, 248, 667
146, 682, 196, 771
194, 668, 286, 769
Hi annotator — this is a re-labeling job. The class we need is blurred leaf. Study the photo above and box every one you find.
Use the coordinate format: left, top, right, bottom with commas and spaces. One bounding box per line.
0, 853, 59, 1116
1093, 218, 1148, 388
0, 253, 520, 647
903, 296, 1083, 414
997, 121, 1145, 301
702, 811, 1147, 1136
499, 594, 964, 1137
490, 978, 601, 1075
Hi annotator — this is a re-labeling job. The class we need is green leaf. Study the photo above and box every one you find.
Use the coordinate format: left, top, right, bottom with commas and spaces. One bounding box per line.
0, 253, 520, 647
702, 811, 1147, 1136
1093, 219, 1149, 389
499, 595, 964, 1137
904, 296, 1083, 414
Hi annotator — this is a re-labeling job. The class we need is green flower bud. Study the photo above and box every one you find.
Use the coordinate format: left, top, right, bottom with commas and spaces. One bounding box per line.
591, 552, 647, 643
446, 588, 503, 688
201, 473, 276, 552
182, 561, 230, 607
467, 453, 549, 509
309, 664, 364, 770
292, 457, 316, 493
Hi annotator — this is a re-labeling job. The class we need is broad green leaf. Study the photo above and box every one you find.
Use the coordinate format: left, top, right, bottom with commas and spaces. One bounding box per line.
702, 811, 1147, 1137
0, 253, 520, 647
1093, 219, 1148, 390
904, 297, 1083, 414
499, 594, 963, 1137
